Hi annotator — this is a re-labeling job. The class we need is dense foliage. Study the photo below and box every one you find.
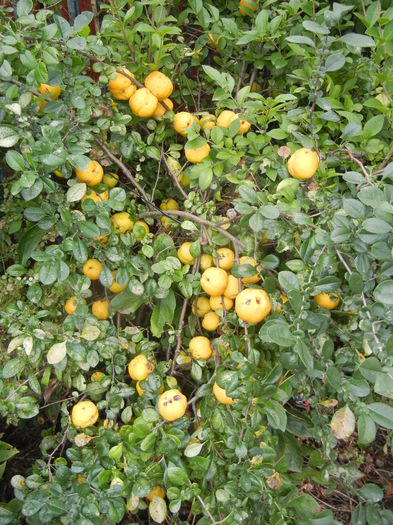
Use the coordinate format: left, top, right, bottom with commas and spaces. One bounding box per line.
1, 0, 393, 524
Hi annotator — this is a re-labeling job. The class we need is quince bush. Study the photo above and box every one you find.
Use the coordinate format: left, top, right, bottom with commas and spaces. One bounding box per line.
0, 0, 393, 524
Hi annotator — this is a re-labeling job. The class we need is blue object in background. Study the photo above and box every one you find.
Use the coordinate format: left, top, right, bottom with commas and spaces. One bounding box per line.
67, 0, 79, 21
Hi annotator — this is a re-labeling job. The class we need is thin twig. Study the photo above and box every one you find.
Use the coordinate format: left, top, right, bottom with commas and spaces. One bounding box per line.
109, 0, 134, 57
309, 38, 329, 156
161, 154, 188, 199
236, 44, 250, 95
94, 137, 151, 204
346, 148, 371, 182
9, 78, 41, 97
336, 250, 382, 351
197, 495, 215, 523
378, 142, 393, 171
48, 424, 70, 480
171, 257, 200, 374
140, 210, 244, 248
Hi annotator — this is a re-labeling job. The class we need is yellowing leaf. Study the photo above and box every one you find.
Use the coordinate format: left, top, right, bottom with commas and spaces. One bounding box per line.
81, 325, 101, 341
149, 496, 167, 524
331, 406, 355, 440
23, 336, 33, 356
127, 492, 139, 512
319, 399, 338, 408
7, 336, 23, 354
184, 441, 203, 458
47, 341, 67, 365
74, 433, 93, 447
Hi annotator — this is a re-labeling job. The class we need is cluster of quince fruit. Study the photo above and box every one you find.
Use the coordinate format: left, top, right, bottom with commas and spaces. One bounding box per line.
177, 242, 271, 329
108, 68, 173, 118
108, 67, 253, 165
64, 159, 150, 320
127, 354, 188, 421
173, 109, 251, 164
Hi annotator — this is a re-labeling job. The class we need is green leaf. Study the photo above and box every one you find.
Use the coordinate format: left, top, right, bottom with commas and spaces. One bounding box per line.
295, 339, 313, 369
202, 65, 224, 85
303, 20, 330, 35
0, 59, 12, 79
342, 122, 361, 139
17, 226, 45, 266
154, 233, 175, 261
359, 357, 382, 383
358, 186, 385, 207
260, 205, 279, 219
359, 484, 383, 503
343, 198, 365, 218
2, 357, 26, 379
238, 184, 257, 204
367, 402, 393, 429
67, 183, 86, 202
249, 213, 264, 232
79, 221, 100, 239
288, 494, 320, 517
267, 129, 288, 140
73, 11, 94, 32
363, 115, 384, 139
5, 151, 25, 171
374, 371, 393, 399
343, 171, 364, 184
66, 37, 86, 51
265, 400, 287, 431
0, 443, 18, 463
362, 218, 392, 234
286, 35, 315, 47
255, 10, 269, 36
99, 265, 114, 288
382, 162, 393, 180
199, 168, 213, 191
315, 276, 341, 293
374, 280, 393, 305
39, 260, 58, 285
357, 414, 376, 445
110, 290, 144, 314
73, 238, 88, 263
151, 290, 176, 337
325, 53, 345, 71
278, 271, 299, 291
166, 465, 189, 486
16, 0, 33, 17
340, 33, 375, 48
184, 441, 203, 458
181, 220, 198, 232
